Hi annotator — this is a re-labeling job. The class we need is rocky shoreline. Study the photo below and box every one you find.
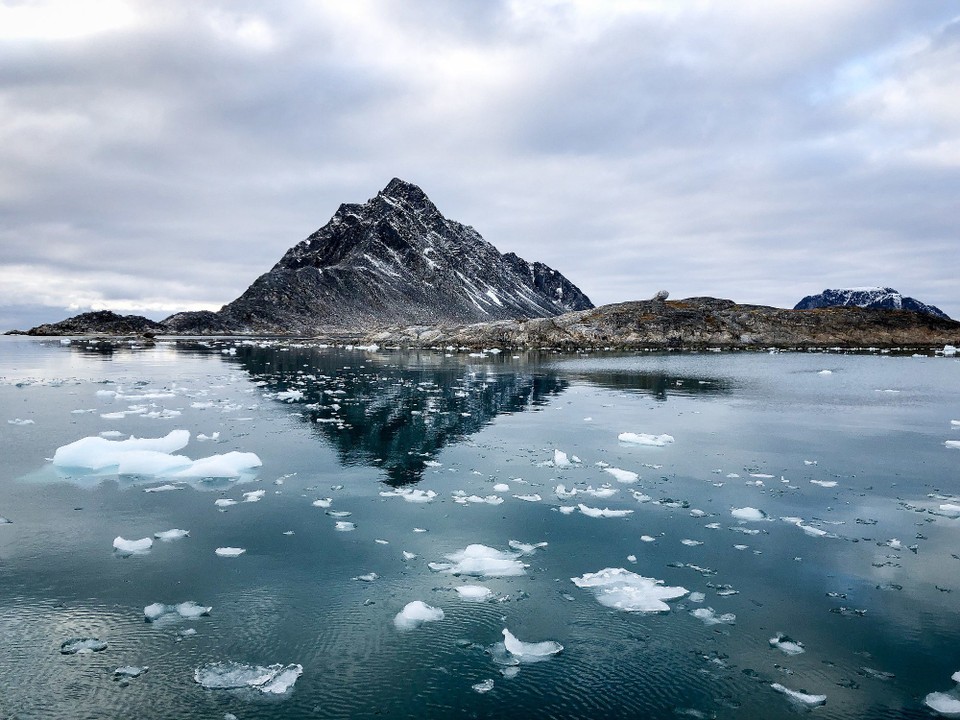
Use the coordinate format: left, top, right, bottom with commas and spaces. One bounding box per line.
11, 298, 960, 351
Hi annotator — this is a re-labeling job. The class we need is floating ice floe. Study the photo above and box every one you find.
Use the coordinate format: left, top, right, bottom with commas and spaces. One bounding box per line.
312, 498, 332, 508
513, 494, 542, 502
353, 573, 378, 582
430, 544, 527, 577
571, 568, 687, 613
508, 540, 547, 555
394, 600, 444, 630
769, 633, 805, 655
946, 441, 960, 450
402, 551, 417, 560
618, 432, 674, 447
553, 449, 571, 467
810, 480, 838, 488
144, 601, 211, 622
558, 506, 576, 514
275, 390, 304, 402
8, 418, 34, 425
924, 671, 960, 717
501, 629, 563, 661
154, 529, 189, 541
938, 504, 960, 518
472, 679, 494, 693
578, 504, 633, 518
194, 662, 303, 694
114, 665, 148, 679
380, 488, 437, 503
731, 507, 767, 522
453, 492, 503, 505
604, 467, 639, 483
455, 585, 493, 601
215, 547, 245, 557
771, 683, 826, 707
334, 521, 356, 531
196, 432, 220, 442
60, 637, 107, 654
583, 485, 618, 499
144, 484, 182, 493
554, 484, 578, 499
243, 490, 265, 503
681, 539, 703, 547
493, 483, 510, 492
215, 498, 237, 508
691, 607, 735, 625
52, 430, 261, 480
113, 536, 153, 555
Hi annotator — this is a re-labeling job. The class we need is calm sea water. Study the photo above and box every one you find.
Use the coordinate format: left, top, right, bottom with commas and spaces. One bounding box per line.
0, 336, 958, 719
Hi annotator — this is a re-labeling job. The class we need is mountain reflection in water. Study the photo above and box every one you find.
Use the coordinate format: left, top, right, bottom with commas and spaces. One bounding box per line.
231, 345, 567, 485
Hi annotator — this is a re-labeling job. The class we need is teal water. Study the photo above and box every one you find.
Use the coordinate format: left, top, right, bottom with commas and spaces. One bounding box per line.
0, 337, 958, 719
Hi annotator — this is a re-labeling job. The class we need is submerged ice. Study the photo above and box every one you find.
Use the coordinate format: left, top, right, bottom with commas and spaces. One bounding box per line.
194, 661, 303, 694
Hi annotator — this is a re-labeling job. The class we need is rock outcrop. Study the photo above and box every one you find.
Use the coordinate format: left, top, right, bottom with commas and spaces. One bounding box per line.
795, 287, 950, 320
361, 297, 960, 349
21, 311, 164, 337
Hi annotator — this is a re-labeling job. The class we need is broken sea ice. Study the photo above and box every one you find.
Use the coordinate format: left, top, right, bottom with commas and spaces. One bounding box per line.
430, 544, 527, 577
113, 536, 153, 555
571, 568, 687, 613
393, 600, 444, 630
194, 661, 303, 694
618, 432, 674, 447
501, 628, 563, 661
60, 637, 108, 654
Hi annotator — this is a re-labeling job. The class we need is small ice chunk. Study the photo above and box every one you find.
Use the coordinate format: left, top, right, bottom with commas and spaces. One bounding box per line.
558, 506, 576, 514
154, 529, 189, 541
769, 633, 805, 655
626, 554, 637, 563
571, 568, 687, 613
243, 490, 265, 503
113, 536, 153, 555
196, 432, 220, 441
689, 592, 705, 603
493, 483, 510, 492
8, 418, 35, 425
771, 683, 826, 707
554, 484, 578, 499
681, 539, 704, 547
402, 551, 417, 560
353, 573, 379, 582
472, 679, 495, 693
114, 665, 148, 678
640, 535, 655, 542
334, 521, 356, 532
214, 499, 237, 508
413, 527, 427, 533
692, 608, 736, 625
811, 479, 837, 488
312, 498, 333, 508
618, 432, 674, 447
578, 504, 633, 518
215, 547, 245, 557
502, 628, 563, 660
938, 504, 960, 518
604, 467, 639, 483
513, 494, 542, 502
583, 485, 618, 498
946, 441, 960, 450
455, 585, 493, 601
508, 540, 548, 555
327, 510, 352, 518
380, 488, 437, 503
553, 449, 571, 467
818, 370, 833, 375
393, 600, 444, 630
194, 662, 302, 694
731, 507, 767, 522
144, 484, 182, 493
439, 544, 527, 577
60, 637, 107, 654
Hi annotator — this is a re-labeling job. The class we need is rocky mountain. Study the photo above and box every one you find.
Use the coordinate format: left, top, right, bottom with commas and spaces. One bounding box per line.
164, 178, 592, 334
358, 297, 960, 350
16, 311, 164, 337
795, 287, 950, 320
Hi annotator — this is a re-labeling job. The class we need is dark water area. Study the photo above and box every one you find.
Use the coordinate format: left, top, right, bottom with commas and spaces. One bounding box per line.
1, 336, 958, 719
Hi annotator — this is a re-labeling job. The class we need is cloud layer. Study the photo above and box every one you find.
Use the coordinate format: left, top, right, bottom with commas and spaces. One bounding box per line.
2, 0, 958, 327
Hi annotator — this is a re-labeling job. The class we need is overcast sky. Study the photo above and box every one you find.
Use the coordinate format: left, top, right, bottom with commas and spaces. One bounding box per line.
2, 0, 959, 329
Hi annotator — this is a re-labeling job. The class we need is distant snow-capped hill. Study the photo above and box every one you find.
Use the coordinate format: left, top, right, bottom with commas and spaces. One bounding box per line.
794, 287, 950, 320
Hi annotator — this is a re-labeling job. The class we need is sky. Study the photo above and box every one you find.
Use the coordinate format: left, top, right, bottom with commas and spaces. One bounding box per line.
2, 0, 959, 330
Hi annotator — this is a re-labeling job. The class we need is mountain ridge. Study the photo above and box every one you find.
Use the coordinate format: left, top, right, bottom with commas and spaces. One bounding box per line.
795, 287, 950, 320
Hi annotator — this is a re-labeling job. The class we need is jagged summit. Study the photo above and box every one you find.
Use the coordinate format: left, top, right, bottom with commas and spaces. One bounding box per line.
164, 179, 593, 334
795, 287, 950, 320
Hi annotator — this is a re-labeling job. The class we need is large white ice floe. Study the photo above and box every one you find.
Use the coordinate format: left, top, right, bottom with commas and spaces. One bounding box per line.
215, 547, 246, 557
501, 629, 563, 661
393, 601, 444, 630
113, 536, 153, 555
618, 432, 674, 447
571, 568, 687, 613
578, 504, 633, 518
194, 662, 303, 694
52, 430, 261, 480
380, 488, 437, 503
771, 683, 826, 707
430, 544, 527, 577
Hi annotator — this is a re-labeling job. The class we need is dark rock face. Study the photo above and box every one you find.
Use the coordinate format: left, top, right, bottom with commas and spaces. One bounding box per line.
24, 311, 164, 336
360, 297, 960, 349
167, 178, 593, 334
795, 288, 950, 320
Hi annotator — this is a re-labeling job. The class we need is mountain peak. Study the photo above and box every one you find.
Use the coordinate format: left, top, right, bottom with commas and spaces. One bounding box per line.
379, 178, 431, 207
